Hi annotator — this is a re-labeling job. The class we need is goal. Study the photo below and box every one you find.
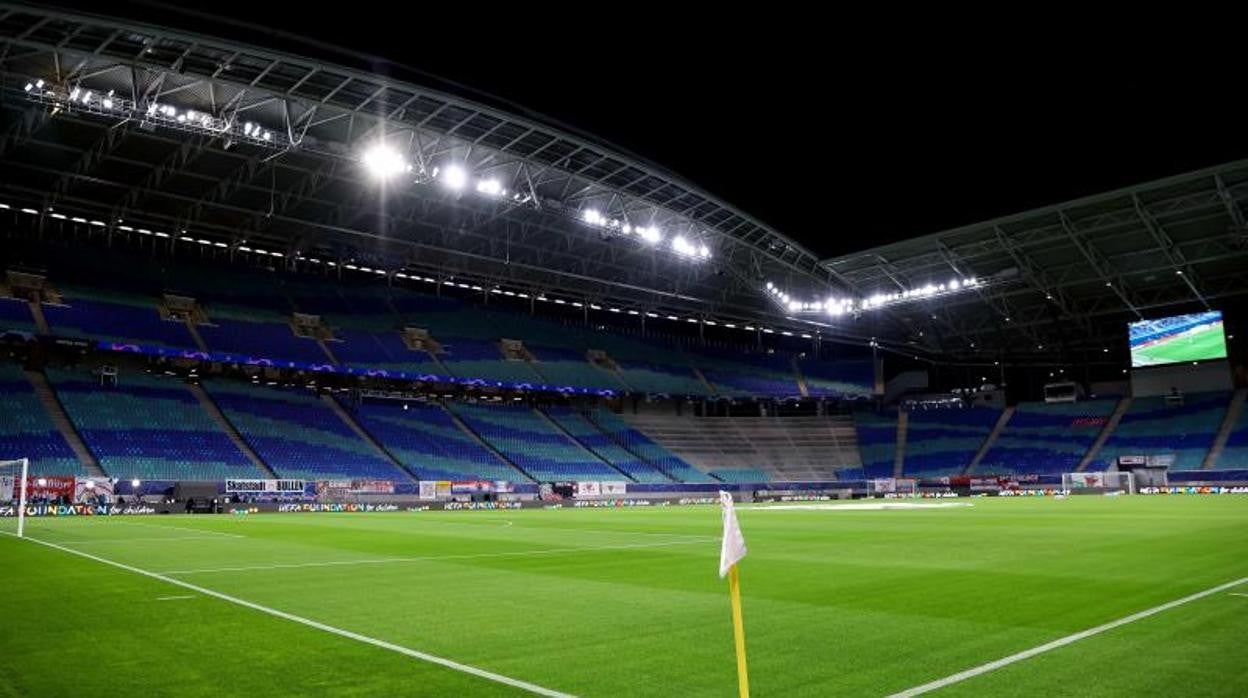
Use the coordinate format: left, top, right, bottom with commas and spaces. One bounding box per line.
869, 477, 918, 497
0, 458, 30, 537
1061, 471, 1135, 495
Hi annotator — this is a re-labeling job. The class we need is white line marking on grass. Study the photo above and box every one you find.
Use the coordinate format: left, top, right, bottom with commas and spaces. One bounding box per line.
155, 595, 196, 601
52, 535, 245, 544
1230, 593, 1248, 598
889, 577, 1248, 697
751, 502, 973, 512
1, 531, 574, 698
159, 539, 707, 575
105, 520, 245, 538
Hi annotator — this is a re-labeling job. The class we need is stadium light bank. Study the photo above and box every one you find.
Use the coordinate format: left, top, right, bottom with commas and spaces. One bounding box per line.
764, 276, 984, 317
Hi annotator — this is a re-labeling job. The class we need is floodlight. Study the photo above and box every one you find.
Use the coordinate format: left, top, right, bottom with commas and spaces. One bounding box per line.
788, 300, 801, 312
131, 479, 141, 488
362, 143, 408, 180
24, 82, 33, 92
85, 480, 95, 489
476, 178, 502, 196
583, 209, 603, 225
442, 164, 468, 190
638, 226, 662, 244
699, 244, 710, 258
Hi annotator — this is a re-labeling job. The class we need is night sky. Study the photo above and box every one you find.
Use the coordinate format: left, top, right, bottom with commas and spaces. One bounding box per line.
47, 2, 1248, 258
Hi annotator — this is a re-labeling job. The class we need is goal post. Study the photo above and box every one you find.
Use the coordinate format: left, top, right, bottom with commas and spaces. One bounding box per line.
1061, 471, 1135, 495
868, 477, 918, 497
1, 458, 30, 538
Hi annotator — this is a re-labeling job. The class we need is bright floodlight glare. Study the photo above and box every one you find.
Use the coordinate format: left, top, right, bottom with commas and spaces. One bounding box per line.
699, 244, 710, 258
362, 143, 407, 180
476, 178, 502, 196
131, 479, 141, 488
85, 480, 95, 489
583, 209, 603, 225
638, 226, 662, 244
442, 164, 468, 190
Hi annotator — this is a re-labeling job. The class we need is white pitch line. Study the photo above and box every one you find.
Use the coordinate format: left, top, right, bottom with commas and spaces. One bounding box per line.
156, 595, 196, 601
1, 531, 574, 698
159, 539, 707, 575
889, 577, 1248, 697
104, 520, 245, 538
50, 535, 244, 545
1230, 593, 1248, 598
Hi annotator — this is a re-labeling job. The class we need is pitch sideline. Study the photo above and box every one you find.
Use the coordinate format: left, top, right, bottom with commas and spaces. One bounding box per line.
1, 531, 575, 697
889, 576, 1248, 697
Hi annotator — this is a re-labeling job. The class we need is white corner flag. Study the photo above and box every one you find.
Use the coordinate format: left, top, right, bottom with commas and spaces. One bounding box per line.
719, 490, 747, 577
719, 491, 750, 697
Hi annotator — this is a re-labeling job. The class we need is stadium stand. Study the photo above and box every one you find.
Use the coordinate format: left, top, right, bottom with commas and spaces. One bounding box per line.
0, 364, 84, 475
798, 358, 874, 398
43, 289, 196, 348
44, 369, 261, 481
973, 400, 1119, 475
853, 410, 899, 479
529, 345, 624, 391
541, 407, 672, 482
692, 349, 799, 397
586, 409, 710, 482
350, 401, 527, 481
438, 338, 544, 384
205, 381, 409, 481
1093, 393, 1229, 472
329, 328, 447, 376
620, 413, 858, 481
446, 402, 620, 481
903, 406, 1001, 477
1214, 400, 1248, 470
0, 297, 36, 333
198, 317, 331, 364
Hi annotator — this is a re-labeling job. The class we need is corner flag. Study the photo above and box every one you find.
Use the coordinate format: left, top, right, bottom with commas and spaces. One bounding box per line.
719, 491, 749, 697
719, 491, 747, 577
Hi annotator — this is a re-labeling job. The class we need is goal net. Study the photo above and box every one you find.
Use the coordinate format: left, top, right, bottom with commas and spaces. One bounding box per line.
0, 458, 30, 537
869, 477, 918, 497
1061, 471, 1135, 495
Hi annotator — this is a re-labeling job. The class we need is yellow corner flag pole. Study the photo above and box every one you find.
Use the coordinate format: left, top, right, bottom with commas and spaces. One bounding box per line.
719, 490, 749, 697
728, 564, 750, 698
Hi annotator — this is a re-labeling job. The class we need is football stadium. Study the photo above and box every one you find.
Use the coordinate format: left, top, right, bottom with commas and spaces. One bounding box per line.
1, 4, 1247, 697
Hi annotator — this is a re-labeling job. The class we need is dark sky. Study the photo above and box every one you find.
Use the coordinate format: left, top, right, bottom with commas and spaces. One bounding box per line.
47, 2, 1248, 257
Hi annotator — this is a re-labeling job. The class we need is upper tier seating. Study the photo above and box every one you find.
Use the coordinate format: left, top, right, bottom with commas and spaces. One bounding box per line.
198, 317, 331, 365
799, 359, 874, 398
45, 369, 259, 481
541, 407, 672, 482
15, 250, 876, 398
329, 328, 446, 376
974, 400, 1119, 475
529, 345, 625, 391
0, 364, 83, 475
351, 401, 526, 481
903, 406, 1001, 477
694, 349, 799, 397
1093, 393, 1229, 472
854, 410, 898, 479
44, 289, 196, 348
447, 402, 619, 481
206, 382, 408, 481
438, 338, 544, 384
0, 297, 36, 333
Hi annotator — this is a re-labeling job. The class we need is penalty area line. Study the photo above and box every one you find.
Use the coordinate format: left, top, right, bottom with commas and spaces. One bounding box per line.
0, 531, 574, 698
889, 576, 1248, 697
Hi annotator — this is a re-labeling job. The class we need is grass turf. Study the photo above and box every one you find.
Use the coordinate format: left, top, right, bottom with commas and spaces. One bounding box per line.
1132, 324, 1227, 366
1, 496, 1246, 696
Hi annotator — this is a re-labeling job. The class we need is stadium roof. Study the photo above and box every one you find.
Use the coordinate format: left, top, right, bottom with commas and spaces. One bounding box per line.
0, 2, 848, 334
821, 160, 1248, 362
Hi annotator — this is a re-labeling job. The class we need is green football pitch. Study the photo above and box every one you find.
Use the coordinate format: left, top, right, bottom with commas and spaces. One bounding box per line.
1132, 324, 1227, 366
2, 497, 1246, 697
